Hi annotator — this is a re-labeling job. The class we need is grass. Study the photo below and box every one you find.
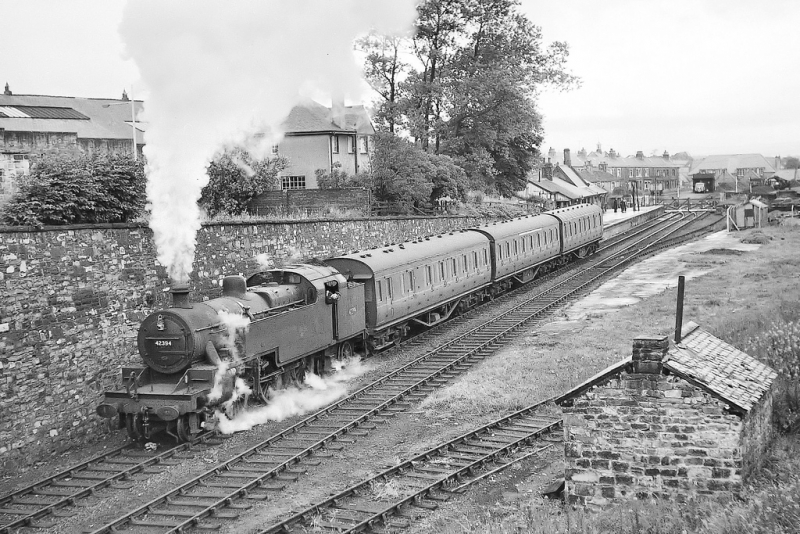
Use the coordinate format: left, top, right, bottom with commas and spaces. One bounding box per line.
411, 225, 800, 534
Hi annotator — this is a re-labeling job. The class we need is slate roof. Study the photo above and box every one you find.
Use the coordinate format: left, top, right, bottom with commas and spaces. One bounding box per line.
664, 321, 777, 413
553, 357, 632, 406
690, 154, 776, 175
585, 153, 680, 169
715, 170, 750, 191
578, 168, 617, 184
528, 177, 584, 200
0, 93, 144, 142
281, 99, 375, 135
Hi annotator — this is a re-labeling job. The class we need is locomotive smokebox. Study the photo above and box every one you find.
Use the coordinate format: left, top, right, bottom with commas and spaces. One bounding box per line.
170, 283, 192, 309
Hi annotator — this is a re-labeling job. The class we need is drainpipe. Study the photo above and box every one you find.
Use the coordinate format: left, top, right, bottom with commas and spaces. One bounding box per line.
353, 129, 358, 174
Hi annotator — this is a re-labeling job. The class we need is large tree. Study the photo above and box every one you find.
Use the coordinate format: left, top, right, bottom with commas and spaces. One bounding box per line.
365, 0, 578, 196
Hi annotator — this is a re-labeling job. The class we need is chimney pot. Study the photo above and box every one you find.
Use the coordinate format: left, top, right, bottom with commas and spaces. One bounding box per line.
3, 82, 11, 96
564, 148, 572, 167
636, 150, 644, 160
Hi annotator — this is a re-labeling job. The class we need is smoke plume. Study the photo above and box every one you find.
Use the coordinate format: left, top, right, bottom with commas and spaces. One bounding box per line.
119, 1, 416, 283
215, 356, 370, 434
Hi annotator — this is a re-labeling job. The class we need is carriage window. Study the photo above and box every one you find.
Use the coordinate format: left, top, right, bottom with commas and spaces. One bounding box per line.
472, 251, 478, 269
387, 278, 393, 299
462, 255, 468, 271
406, 271, 414, 293
377, 280, 383, 301
439, 262, 445, 280
484, 249, 489, 265
505, 242, 511, 257
514, 240, 518, 255
498, 245, 503, 260
425, 265, 432, 285
522, 238, 526, 253
543, 232, 547, 245
400, 274, 405, 294
450, 258, 457, 275
537, 234, 541, 247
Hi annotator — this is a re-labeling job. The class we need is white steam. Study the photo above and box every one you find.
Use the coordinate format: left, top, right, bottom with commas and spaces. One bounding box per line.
120, 1, 416, 283
207, 310, 251, 405
215, 356, 370, 434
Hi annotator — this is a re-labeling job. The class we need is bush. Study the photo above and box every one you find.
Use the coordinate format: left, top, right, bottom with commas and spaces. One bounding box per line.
743, 319, 800, 434
2, 153, 146, 226
200, 147, 288, 217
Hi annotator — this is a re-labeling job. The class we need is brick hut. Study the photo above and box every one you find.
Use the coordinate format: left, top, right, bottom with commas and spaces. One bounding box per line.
555, 321, 777, 508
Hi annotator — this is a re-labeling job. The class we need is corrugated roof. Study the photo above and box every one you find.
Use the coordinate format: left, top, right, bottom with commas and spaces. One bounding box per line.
0, 93, 143, 142
664, 321, 777, 413
690, 154, 776, 175
3, 105, 89, 120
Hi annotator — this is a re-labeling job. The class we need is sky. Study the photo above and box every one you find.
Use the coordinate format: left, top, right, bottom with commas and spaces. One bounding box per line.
1, 0, 798, 159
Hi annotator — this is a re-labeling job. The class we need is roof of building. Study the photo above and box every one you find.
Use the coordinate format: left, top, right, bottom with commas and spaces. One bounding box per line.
281, 99, 375, 136
715, 170, 750, 191
774, 169, 800, 181
578, 167, 617, 184
527, 176, 585, 200
555, 321, 777, 415
0, 93, 144, 142
585, 152, 681, 169
663, 321, 777, 413
690, 154, 776, 175
554, 164, 607, 197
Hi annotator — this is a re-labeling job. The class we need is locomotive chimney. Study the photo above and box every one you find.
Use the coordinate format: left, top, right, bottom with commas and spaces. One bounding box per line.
170, 283, 192, 309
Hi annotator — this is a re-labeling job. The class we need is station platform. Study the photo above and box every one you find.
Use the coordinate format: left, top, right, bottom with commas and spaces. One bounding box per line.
602, 205, 665, 239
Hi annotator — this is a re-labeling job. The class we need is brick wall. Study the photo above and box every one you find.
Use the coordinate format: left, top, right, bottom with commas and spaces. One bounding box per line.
563, 336, 745, 508
249, 188, 369, 216
0, 215, 489, 468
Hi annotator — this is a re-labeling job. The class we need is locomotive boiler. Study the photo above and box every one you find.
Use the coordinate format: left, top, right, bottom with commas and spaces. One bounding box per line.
97, 265, 365, 441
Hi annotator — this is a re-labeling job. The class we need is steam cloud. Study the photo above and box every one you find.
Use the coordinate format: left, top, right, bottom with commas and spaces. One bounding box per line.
215, 357, 370, 434
119, 1, 416, 283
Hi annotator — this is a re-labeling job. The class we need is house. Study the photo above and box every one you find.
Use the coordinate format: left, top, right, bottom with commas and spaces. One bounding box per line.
0, 84, 143, 203
522, 149, 607, 209
689, 154, 776, 181
555, 323, 777, 509
274, 100, 375, 190
585, 149, 682, 195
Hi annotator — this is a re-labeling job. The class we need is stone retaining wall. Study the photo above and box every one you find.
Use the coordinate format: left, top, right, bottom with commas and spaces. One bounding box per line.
0, 215, 488, 468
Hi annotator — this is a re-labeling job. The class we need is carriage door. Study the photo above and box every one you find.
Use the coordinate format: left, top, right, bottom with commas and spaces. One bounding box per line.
325, 280, 340, 339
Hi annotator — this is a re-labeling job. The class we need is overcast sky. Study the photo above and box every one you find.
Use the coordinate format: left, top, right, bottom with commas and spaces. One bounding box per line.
1, 0, 798, 159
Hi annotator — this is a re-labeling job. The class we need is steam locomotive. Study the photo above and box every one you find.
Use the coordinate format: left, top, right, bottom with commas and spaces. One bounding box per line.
97, 204, 603, 441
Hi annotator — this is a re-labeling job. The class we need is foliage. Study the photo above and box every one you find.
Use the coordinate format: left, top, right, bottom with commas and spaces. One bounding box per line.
314, 162, 368, 189
2, 152, 146, 226
742, 319, 800, 434
370, 132, 467, 212
200, 148, 287, 217
362, 0, 579, 196
782, 156, 800, 169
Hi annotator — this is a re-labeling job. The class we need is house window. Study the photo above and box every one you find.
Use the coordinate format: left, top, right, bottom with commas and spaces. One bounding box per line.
644, 168, 649, 177
358, 136, 369, 154
281, 176, 306, 190
331, 136, 339, 154
347, 136, 355, 154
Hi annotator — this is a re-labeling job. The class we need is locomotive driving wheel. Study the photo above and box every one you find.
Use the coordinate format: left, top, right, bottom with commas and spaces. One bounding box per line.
175, 415, 191, 442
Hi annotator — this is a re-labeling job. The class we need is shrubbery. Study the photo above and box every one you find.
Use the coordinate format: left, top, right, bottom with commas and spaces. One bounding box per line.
2, 153, 146, 226
199, 148, 288, 218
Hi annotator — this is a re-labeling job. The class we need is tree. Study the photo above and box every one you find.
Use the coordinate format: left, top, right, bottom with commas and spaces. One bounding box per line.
200, 148, 287, 217
315, 162, 354, 189
2, 153, 146, 226
365, 0, 579, 196
784, 156, 800, 169
370, 132, 466, 211
357, 32, 411, 133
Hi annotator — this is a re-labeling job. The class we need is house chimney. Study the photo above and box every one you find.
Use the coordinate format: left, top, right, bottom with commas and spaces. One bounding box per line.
121, 90, 129, 101
548, 147, 556, 160
775, 156, 781, 171
636, 150, 644, 160
543, 159, 554, 181
578, 147, 587, 159
631, 335, 668, 374
564, 148, 572, 167
599, 162, 608, 173
608, 148, 617, 159
331, 93, 346, 129
663, 150, 670, 161
3, 83, 11, 96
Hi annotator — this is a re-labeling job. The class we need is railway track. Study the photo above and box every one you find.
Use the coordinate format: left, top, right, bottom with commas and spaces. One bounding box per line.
0, 433, 220, 534
83, 211, 707, 534
259, 403, 562, 534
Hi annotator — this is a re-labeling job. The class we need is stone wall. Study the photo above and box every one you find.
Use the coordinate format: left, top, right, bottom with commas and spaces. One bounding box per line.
563, 336, 745, 508
740, 389, 774, 479
0, 215, 489, 468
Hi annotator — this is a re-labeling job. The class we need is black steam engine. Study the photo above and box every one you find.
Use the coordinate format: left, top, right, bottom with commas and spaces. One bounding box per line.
98, 204, 603, 441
